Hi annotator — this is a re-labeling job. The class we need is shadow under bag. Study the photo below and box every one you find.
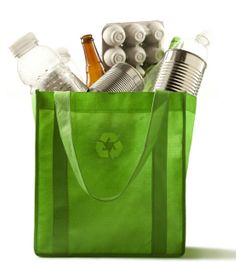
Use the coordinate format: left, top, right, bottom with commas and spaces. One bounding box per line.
34, 89, 196, 257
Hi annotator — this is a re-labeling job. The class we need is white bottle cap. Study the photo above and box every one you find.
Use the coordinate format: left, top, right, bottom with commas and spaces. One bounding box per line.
9, 32, 38, 58
103, 24, 126, 46
104, 47, 126, 67
195, 31, 210, 48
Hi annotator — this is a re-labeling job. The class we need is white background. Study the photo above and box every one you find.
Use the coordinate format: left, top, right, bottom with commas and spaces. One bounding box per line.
0, 0, 235, 265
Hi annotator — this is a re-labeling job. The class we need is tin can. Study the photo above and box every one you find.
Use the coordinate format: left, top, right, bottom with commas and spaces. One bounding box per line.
90, 63, 144, 92
154, 49, 207, 96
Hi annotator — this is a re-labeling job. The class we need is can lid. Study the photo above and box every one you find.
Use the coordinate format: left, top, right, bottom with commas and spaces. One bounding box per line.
9, 32, 38, 58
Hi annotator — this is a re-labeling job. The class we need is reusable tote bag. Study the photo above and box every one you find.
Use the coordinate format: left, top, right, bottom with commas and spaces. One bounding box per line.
34, 89, 196, 257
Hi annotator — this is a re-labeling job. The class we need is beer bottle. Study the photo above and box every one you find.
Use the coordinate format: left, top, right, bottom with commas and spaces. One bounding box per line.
81, 34, 105, 87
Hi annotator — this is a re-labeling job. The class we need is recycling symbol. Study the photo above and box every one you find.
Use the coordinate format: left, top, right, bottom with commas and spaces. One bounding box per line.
96, 132, 123, 159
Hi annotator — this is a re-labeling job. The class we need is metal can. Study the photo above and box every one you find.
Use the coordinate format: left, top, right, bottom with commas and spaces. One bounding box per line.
154, 49, 207, 96
90, 62, 144, 92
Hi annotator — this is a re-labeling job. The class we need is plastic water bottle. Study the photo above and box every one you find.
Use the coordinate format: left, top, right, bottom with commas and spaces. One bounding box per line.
182, 32, 209, 61
9, 32, 88, 92
56, 47, 84, 82
154, 32, 209, 96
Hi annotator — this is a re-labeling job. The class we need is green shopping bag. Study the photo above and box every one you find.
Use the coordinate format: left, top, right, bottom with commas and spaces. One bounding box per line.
34, 89, 196, 257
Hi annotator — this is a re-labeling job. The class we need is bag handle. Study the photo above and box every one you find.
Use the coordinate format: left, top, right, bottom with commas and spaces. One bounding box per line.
54, 90, 169, 202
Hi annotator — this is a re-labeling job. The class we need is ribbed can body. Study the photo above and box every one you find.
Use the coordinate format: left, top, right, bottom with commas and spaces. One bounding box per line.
155, 49, 207, 96
90, 63, 144, 92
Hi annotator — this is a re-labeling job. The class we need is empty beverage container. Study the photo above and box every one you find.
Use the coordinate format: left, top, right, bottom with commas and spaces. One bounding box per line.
9, 32, 88, 92
81, 34, 105, 87
154, 32, 209, 96
56, 47, 84, 82
90, 63, 144, 92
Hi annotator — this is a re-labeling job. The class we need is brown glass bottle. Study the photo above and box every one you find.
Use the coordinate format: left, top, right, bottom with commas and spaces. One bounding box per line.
81, 34, 105, 87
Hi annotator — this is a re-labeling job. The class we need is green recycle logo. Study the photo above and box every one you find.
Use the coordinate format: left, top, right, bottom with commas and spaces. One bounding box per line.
96, 132, 123, 159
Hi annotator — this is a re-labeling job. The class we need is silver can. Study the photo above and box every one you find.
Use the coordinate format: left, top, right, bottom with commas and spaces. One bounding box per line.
90, 63, 144, 92
154, 49, 207, 96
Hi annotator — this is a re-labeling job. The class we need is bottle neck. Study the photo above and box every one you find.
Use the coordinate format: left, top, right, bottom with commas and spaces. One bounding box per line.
81, 36, 102, 66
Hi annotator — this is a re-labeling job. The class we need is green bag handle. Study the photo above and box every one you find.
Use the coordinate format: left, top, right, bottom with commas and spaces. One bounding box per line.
54, 91, 168, 202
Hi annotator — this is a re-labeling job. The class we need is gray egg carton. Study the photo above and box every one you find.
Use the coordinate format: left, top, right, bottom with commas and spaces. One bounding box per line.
102, 20, 164, 75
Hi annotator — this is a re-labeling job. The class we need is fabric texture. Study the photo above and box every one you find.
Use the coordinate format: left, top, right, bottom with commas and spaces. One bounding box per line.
34, 89, 196, 257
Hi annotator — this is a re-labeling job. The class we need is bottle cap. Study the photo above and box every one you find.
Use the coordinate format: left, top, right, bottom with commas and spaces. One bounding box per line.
81, 34, 94, 44
169, 37, 183, 49
195, 32, 210, 47
9, 32, 38, 58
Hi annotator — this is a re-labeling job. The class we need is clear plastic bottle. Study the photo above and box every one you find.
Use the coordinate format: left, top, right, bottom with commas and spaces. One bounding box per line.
181, 32, 210, 61
9, 32, 88, 92
56, 47, 84, 82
